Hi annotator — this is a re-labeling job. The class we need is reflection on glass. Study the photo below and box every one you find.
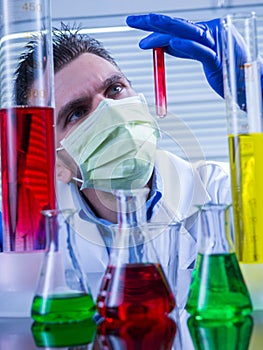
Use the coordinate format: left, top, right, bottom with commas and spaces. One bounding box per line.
187, 315, 253, 350
31, 318, 96, 348
94, 316, 176, 350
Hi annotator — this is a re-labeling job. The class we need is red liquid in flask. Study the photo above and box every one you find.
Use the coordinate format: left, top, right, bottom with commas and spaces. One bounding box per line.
0, 107, 56, 251
97, 263, 175, 322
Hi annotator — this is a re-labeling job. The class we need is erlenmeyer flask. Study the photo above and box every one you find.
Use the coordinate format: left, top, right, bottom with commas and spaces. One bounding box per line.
187, 315, 253, 350
31, 209, 96, 323
96, 188, 175, 322
186, 204, 252, 320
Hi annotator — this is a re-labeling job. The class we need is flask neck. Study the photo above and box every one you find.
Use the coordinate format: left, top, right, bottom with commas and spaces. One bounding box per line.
44, 213, 59, 251
197, 204, 234, 255
111, 188, 150, 264
42, 209, 75, 252
114, 188, 149, 227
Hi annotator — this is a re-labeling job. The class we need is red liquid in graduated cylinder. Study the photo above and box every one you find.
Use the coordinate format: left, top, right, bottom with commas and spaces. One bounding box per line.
97, 263, 175, 322
0, 107, 56, 251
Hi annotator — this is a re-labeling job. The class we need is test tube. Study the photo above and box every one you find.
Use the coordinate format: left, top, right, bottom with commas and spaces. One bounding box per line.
153, 47, 167, 117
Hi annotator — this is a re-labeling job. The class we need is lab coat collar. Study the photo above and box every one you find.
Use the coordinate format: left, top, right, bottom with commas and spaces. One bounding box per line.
69, 149, 211, 225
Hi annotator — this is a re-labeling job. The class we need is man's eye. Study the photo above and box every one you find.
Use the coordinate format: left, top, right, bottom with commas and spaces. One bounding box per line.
68, 108, 87, 124
106, 84, 123, 98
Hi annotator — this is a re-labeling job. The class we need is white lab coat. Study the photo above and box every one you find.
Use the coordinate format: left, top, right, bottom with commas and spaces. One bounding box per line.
56, 149, 231, 309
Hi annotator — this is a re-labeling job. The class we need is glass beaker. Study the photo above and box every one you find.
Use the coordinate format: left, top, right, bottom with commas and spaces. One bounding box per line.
186, 204, 252, 320
221, 12, 263, 309
0, 0, 56, 252
96, 188, 176, 323
31, 209, 96, 323
187, 315, 253, 350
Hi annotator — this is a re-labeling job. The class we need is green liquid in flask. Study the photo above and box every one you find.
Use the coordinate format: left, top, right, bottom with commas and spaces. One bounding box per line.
186, 253, 252, 320
31, 293, 96, 323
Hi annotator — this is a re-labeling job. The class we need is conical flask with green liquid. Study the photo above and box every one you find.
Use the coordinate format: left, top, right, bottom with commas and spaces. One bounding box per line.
186, 204, 252, 320
31, 209, 96, 323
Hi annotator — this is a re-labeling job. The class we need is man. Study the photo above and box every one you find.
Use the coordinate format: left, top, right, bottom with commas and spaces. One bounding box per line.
15, 19, 231, 308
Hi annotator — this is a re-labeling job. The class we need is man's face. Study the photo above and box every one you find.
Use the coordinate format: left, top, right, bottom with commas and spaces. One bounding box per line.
54, 52, 136, 146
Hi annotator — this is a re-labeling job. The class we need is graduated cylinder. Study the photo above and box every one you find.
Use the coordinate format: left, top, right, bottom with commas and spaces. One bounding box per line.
221, 12, 263, 309
0, 0, 56, 252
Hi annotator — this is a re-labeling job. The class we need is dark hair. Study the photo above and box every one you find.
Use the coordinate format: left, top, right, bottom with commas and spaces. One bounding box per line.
52, 23, 118, 73
15, 23, 119, 105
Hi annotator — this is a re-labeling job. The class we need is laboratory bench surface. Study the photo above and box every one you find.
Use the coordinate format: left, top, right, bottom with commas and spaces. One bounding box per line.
0, 309, 263, 349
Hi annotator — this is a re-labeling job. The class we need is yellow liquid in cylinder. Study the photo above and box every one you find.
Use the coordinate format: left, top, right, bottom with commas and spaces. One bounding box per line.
228, 132, 263, 263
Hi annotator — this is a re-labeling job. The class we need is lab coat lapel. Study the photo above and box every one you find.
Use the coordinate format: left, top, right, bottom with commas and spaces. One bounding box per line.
56, 180, 109, 272
153, 150, 211, 222
151, 150, 211, 270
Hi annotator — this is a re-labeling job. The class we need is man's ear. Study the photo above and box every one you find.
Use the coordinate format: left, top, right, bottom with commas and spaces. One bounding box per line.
56, 158, 73, 184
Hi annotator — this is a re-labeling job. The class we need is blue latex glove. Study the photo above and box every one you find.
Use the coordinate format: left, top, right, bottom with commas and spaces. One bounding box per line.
126, 14, 224, 97
126, 13, 263, 105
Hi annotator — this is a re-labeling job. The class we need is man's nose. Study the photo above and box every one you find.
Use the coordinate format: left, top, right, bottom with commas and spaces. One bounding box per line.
91, 95, 106, 112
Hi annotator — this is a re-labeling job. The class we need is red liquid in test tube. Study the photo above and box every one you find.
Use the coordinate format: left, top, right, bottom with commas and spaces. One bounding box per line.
153, 47, 167, 117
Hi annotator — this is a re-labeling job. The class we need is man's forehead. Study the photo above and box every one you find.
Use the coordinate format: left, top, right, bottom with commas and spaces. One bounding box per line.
55, 52, 118, 80
54, 53, 121, 99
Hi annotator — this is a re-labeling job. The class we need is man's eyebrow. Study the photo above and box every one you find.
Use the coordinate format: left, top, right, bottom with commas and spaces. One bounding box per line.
101, 73, 130, 89
56, 96, 92, 127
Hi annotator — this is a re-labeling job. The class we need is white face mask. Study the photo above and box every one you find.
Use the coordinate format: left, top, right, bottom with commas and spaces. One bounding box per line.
57, 94, 159, 192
